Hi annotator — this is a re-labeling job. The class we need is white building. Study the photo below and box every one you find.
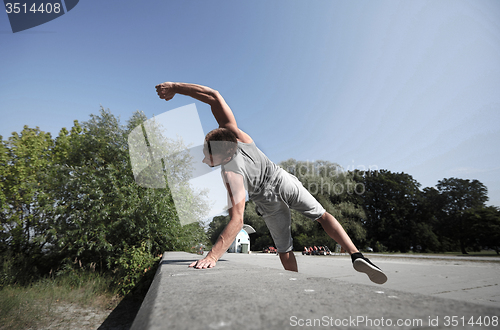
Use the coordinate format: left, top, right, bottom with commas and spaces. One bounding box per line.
228, 224, 256, 253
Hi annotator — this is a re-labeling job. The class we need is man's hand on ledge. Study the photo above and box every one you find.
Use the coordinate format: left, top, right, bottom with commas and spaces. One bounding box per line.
189, 256, 217, 269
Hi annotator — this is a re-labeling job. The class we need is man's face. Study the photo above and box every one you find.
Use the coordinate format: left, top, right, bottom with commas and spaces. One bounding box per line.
202, 147, 226, 167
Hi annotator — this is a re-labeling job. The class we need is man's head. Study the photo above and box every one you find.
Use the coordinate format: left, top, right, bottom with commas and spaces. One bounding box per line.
202, 128, 238, 167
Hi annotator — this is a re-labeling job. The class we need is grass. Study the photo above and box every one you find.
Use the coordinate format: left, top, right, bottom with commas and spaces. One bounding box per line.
0, 272, 121, 330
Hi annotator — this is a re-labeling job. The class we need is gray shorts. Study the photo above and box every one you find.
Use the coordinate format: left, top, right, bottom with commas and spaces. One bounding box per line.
253, 172, 326, 253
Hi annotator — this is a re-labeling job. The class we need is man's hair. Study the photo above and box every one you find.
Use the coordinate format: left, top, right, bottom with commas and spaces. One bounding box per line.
205, 128, 238, 159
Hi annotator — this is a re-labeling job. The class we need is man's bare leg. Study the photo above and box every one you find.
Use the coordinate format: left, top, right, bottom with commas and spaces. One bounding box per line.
278, 251, 298, 272
317, 212, 387, 284
316, 212, 358, 254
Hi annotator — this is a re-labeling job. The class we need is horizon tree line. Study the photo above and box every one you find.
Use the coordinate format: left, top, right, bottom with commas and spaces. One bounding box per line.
1, 107, 499, 289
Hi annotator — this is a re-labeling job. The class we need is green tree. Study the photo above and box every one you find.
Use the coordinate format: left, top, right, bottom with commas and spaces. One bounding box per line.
358, 170, 424, 252
436, 178, 488, 254
416, 187, 443, 252
45, 108, 209, 275
0, 109, 211, 292
0, 127, 55, 280
464, 206, 500, 254
0, 136, 9, 250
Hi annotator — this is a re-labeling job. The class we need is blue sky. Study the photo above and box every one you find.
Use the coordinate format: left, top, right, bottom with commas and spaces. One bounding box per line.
1, 0, 499, 206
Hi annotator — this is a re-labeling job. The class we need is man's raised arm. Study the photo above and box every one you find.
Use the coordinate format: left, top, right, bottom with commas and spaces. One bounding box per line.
156, 82, 246, 140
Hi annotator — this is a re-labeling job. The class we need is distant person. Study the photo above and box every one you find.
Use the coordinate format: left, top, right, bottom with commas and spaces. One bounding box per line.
156, 82, 387, 284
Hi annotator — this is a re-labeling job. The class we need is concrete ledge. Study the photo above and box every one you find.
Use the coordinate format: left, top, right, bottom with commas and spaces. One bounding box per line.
131, 252, 499, 329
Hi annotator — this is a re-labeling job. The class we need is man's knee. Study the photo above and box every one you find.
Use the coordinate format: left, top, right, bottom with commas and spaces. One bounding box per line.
316, 211, 329, 222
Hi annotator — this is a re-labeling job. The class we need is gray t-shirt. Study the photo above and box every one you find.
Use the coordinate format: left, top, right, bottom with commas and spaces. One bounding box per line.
221, 141, 326, 222
221, 141, 283, 200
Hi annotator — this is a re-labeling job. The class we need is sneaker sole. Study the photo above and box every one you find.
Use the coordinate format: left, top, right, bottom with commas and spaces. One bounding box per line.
353, 259, 387, 284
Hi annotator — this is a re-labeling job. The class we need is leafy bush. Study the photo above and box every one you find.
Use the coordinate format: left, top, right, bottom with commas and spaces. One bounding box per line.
111, 242, 161, 296
374, 241, 388, 253
0, 108, 209, 293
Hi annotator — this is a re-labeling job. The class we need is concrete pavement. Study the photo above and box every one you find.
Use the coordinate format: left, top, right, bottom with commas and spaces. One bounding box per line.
131, 252, 500, 330
223, 252, 500, 308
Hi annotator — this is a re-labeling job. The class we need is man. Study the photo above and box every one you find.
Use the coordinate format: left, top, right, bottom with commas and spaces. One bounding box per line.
155, 82, 387, 284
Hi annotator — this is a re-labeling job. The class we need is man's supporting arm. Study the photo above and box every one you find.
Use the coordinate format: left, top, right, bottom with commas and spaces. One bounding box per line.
205, 201, 244, 261
189, 171, 246, 269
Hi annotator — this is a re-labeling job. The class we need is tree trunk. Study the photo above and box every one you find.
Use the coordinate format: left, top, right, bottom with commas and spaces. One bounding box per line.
460, 239, 468, 254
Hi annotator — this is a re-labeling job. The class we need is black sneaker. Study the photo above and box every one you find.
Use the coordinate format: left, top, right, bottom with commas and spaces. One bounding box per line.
351, 253, 387, 284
